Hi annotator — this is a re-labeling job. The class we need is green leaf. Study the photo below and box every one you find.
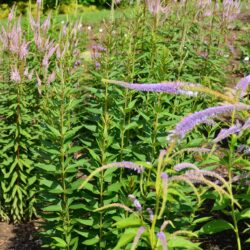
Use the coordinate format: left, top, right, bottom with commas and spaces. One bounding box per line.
74, 218, 94, 226
192, 217, 212, 225
168, 236, 201, 249
52, 237, 67, 247
113, 228, 140, 250
82, 235, 99, 245
43, 204, 62, 212
199, 219, 234, 235
36, 163, 57, 172
124, 121, 138, 132
239, 208, 250, 221
113, 215, 141, 229
46, 125, 61, 138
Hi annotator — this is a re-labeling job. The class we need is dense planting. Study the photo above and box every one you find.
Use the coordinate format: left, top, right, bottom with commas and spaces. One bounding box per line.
0, 0, 250, 249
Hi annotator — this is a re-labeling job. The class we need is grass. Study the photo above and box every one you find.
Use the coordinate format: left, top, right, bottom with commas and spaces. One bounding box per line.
0, 7, 133, 26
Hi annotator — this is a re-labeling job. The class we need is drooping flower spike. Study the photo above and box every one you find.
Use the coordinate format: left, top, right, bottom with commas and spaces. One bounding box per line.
103, 79, 237, 103
78, 162, 144, 189
174, 163, 199, 171
213, 122, 242, 143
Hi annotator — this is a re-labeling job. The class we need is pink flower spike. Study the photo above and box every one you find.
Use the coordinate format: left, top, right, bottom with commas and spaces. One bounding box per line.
11, 66, 21, 83
8, 6, 15, 23
47, 71, 56, 85
42, 13, 51, 31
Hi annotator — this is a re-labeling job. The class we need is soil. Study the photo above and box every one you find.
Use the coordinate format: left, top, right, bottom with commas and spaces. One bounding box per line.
0, 222, 42, 250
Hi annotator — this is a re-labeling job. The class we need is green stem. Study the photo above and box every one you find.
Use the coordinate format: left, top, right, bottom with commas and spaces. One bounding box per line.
59, 71, 70, 250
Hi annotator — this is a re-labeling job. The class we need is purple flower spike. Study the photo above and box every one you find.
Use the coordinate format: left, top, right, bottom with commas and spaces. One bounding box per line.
128, 195, 142, 211
235, 75, 250, 97
172, 104, 250, 139
213, 122, 242, 143
157, 232, 167, 250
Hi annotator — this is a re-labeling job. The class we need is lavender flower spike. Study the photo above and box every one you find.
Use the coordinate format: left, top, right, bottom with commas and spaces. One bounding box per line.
128, 195, 142, 211
107, 80, 198, 97
173, 104, 250, 139
213, 122, 242, 143
235, 75, 250, 97
131, 226, 145, 250
157, 232, 168, 250
174, 163, 199, 171
161, 172, 169, 191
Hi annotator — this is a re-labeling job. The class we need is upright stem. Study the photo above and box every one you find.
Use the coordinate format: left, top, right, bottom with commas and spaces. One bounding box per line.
59, 71, 70, 250
228, 151, 241, 250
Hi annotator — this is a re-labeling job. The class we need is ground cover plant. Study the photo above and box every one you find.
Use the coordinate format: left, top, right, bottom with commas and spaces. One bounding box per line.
0, 0, 249, 249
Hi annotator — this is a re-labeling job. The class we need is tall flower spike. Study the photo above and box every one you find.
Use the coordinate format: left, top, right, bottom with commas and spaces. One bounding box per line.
172, 104, 250, 139
213, 122, 242, 143
128, 195, 142, 211
235, 75, 250, 97
157, 232, 167, 250
131, 226, 145, 250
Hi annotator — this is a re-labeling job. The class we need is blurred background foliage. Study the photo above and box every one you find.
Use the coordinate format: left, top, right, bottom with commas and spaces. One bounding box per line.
0, 0, 122, 18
